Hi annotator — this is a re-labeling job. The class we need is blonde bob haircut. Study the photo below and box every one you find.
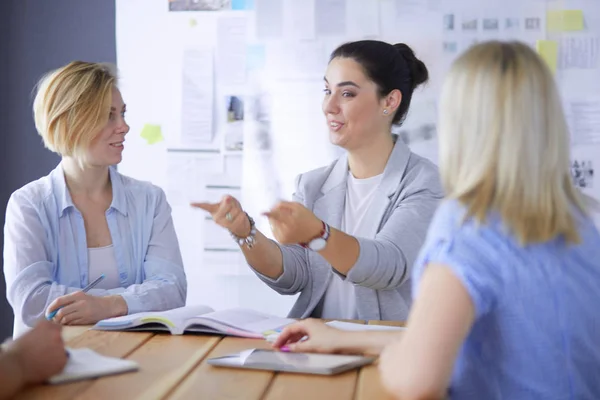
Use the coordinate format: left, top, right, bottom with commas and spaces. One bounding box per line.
439, 41, 587, 245
33, 61, 118, 162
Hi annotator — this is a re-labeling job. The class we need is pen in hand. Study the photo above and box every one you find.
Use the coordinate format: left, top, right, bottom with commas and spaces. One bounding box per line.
46, 274, 106, 321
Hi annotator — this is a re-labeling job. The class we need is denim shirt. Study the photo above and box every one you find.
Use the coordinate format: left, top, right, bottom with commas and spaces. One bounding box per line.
3, 164, 187, 336
412, 200, 600, 399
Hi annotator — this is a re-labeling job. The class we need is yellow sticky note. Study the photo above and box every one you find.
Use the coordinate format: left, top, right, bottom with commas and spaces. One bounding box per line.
140, 124, 164, 145
547, 10, 584, 32
536, 40, 559, 74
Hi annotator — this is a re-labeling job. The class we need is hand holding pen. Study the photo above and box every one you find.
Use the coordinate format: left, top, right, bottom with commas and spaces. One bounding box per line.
44, 275, 127, 326
46, 274, 106, 320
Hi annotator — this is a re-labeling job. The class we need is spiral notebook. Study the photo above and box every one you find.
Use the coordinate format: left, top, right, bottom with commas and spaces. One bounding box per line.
49, 348, 139, 384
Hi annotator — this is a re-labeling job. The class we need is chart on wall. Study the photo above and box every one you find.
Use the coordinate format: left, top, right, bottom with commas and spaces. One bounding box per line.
116, 0, 600, 316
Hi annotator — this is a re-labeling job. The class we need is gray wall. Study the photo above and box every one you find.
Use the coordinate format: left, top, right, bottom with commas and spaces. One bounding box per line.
0, 0, 116, 337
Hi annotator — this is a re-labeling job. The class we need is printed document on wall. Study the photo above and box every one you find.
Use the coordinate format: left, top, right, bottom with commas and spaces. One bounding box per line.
559, 36, 600, 70
315, 0, 347, 36
217, 16, 248, 86
565, 98, 600, 145
181, 48, 214, 147
347, 0, 379, 38
284, 0, 316, 40
255, 0, 284, 39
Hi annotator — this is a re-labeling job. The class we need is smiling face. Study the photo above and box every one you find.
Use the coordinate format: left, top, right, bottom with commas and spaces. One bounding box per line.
85, 87, 129, 167
322, 57, 391, 151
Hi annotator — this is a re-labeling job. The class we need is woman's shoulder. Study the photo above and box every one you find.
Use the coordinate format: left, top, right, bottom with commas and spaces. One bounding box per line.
427, 199, 467, 237
403, 152, 443, 194
9, 170, 56, 208
112, 168, 165, 198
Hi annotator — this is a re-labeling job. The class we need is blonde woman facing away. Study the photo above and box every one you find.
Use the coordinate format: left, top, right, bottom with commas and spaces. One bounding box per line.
273, 41, 600, 399
194, 40, 443, 322
3, 62, 187, 337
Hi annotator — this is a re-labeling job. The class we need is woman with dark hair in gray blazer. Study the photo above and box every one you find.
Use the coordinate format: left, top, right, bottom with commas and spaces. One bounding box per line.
194, 40, 442, 321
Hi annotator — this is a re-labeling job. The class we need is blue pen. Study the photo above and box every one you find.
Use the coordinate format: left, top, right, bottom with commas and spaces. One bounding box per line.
46, 274, 106, 320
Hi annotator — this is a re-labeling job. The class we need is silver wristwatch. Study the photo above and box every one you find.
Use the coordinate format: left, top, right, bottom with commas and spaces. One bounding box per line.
230, 213, 257, 248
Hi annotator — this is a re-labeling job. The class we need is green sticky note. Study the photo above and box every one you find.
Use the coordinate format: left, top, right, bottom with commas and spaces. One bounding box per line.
536, 40, 558, 74
547, 10, 584, 32
140, 124, 164, 145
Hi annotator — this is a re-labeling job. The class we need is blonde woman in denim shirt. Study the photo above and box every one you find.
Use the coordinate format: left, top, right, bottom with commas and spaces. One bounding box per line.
3, 62, 187, 337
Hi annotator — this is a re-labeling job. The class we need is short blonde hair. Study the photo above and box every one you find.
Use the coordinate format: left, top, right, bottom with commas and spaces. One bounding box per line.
439, 41, 587, 244
33, 61, 117, 161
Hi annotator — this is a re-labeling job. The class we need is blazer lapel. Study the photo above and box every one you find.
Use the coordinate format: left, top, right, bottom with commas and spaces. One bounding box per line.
312, 153, 348, 230
357, 138, 413, 238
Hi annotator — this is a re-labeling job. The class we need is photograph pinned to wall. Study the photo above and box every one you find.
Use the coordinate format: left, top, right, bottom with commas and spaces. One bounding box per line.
525, 17, 541, 31
483, 18, 499, 31
505, 17, 520, 30
224, 96, 244, 151
571, 160, 594, 189
443, 41, 458, 54
461, 17, 478, 32
169, 0, 231, 11
443, 14, 455, 31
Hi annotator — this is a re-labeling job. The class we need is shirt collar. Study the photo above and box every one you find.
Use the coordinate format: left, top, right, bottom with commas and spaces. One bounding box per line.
51, 163, 128, 217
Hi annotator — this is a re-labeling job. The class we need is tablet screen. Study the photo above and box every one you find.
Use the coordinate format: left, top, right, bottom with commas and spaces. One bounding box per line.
208, 349, 374, 374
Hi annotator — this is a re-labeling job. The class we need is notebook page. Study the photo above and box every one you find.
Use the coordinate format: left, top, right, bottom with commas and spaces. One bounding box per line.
96, 304, 214, 328
198, 308, 294, 334
48, 348, 139, 384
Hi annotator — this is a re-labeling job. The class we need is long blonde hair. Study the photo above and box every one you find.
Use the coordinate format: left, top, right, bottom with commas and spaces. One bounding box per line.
439, 41, 587, 244
33, 61, 117, 163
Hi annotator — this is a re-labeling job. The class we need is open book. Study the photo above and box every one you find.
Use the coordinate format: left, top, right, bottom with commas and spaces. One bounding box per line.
50, 348, 138, 384
92, 305, 294, 339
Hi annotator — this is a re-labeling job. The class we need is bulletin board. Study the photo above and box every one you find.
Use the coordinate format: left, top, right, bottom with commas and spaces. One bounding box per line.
115, 0, 600, 315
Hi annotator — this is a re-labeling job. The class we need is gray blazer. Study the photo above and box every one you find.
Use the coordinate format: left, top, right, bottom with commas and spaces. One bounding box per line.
254, 138, 443, 321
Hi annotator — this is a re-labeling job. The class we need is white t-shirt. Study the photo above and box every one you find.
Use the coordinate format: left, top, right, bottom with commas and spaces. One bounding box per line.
88, 245, 121, 290
319, 172, 384, 319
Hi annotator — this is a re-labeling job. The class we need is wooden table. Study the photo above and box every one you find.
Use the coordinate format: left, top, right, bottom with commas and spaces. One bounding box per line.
15, 320, 404, 400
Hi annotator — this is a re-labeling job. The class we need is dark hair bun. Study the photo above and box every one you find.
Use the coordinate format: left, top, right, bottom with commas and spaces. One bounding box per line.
393, 43, 429, 89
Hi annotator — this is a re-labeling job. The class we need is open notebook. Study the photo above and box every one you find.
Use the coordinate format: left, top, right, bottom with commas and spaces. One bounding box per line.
49, 348, 138, 384
92, 305, 294, 339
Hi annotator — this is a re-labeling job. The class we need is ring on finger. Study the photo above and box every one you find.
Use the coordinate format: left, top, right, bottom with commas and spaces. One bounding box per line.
225, 212, 233, 222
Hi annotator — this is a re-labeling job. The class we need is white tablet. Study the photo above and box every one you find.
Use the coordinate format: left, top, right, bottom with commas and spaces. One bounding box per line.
207, 349, 375, 375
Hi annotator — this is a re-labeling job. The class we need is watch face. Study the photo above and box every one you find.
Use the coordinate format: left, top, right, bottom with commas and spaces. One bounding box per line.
308, 238, 327, 251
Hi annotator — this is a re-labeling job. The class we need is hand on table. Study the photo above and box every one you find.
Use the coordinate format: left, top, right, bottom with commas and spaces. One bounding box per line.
271, 319, 346, 354
5, 319, 67, 385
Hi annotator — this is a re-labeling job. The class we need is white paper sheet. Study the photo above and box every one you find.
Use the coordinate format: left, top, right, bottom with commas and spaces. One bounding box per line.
217, 16, 248, 85
166, 151, 223, 206
255, 0, 284, 39
181, 48, 214, 146
395, 0, 441, 17
265, 41, 326, 80
347, 0, 379, 38
315, 0, 347, 36
565, 98, 600, 145
49, 348, 139, 384
285, 0, 316, 40
559, 36, 600, 70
